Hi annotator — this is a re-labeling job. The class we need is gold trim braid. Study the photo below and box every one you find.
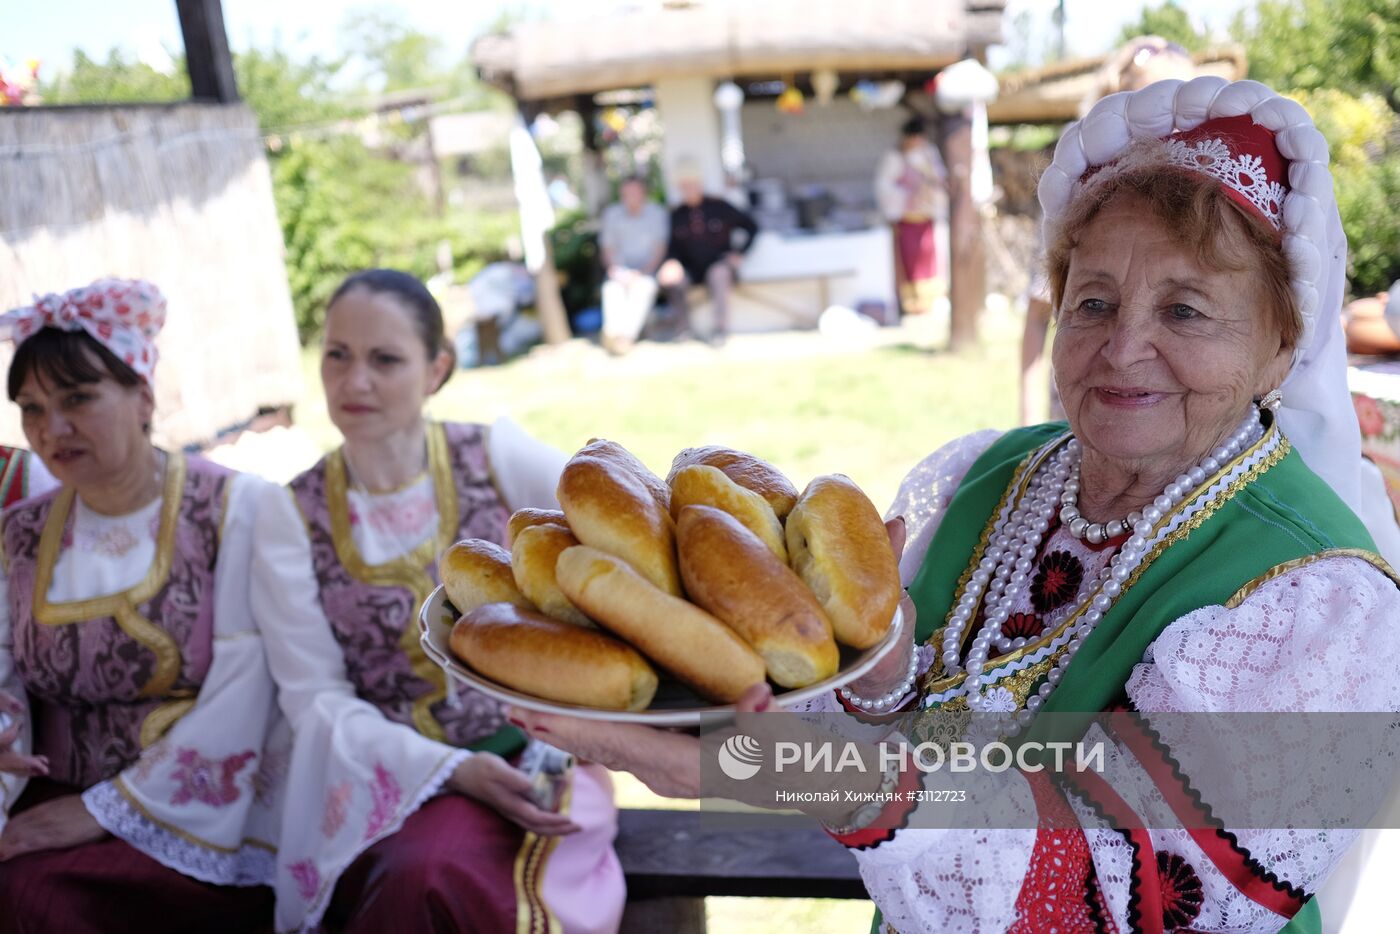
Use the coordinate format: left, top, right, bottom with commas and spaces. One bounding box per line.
1225, 548, 1400, 608
919, 421, 1288, 705
33, 452, 188, 699
513, 773, 569, 934
327, 422, 460, 741
139, 697, 198, 747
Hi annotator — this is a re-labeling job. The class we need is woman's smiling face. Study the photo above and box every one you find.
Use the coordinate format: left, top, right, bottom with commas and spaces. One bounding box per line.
1053, 192, 1293, 474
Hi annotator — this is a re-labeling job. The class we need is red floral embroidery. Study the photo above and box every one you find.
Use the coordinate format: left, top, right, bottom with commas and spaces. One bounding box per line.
1158, 851, 1205, 930
322, 781, 352, 838
289, 859, 321, 902
1032, 551, 1084, 613
364, 762, 403, 840
168, 748, 256, 807
1001, 612, 1044, 640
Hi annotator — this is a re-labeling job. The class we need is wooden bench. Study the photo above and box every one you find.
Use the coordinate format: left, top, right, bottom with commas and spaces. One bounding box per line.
615, 808, 869, 933
682, 267, 860, 331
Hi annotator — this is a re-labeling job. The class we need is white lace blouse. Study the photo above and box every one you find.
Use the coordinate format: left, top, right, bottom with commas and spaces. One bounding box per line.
848, 431, 1400, 934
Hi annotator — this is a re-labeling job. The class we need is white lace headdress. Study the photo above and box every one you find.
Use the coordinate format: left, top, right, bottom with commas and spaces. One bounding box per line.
1038, 77, 1400, 566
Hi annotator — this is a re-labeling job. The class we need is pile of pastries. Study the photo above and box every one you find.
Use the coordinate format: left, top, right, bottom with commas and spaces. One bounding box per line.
440, 441, 900, 711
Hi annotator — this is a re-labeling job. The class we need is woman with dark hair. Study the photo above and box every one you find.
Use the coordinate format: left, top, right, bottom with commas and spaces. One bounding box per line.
0, 278, 285, 931
875, 115, 947, 316
252, 269, 624, 933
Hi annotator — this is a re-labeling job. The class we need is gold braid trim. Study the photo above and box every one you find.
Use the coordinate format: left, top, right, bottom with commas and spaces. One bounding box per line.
139, 697, 198, 747
513, 774, 569, 934
920, 434, 1071, 692
34, 453, 187, 699
1225, 548, 1400, 608
920, 421, 1286, 707
327, 423, 460, 741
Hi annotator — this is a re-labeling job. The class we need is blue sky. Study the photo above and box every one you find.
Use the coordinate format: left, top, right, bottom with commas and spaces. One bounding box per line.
9, 0, 1254, 77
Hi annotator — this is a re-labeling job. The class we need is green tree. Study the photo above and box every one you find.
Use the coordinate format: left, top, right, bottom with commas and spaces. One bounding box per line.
235, 46, 348, 131
40, 48, 187, 103
1116, 1, 1210, 52
1234, 0, 1400, 112
342, 9, 448, 92
1231, 1, 1400, 294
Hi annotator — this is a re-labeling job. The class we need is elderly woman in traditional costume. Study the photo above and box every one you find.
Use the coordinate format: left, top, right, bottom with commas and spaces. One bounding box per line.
251, 269, 624, 933
0, 279, 285, 930
511, 79, 1400, 933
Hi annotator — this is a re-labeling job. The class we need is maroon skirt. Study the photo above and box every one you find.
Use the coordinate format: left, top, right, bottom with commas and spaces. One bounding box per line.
0, 779, 273, 934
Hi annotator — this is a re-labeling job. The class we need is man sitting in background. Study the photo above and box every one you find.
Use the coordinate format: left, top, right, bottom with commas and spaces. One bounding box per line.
599, 175, 669, 355
656, 163, 758, 346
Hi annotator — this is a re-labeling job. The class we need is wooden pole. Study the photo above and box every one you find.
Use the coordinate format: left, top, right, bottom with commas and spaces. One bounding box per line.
175, 0, 239, 103
940, 110, 984, 351
536, 237, 573, 345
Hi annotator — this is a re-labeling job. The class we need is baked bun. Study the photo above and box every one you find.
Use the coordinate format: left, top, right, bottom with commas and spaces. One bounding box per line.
510, 523, 593, 627
785, 475, 900, 649
668, 446, 799, 519
556, 545, 765, 703
507, 508, 568, 545
557, 446, 682, 597
451, 602, 657, 711
676, 506, 838, 688
581, 438, 671, 513
439, 539, 532, 614
670, 465, 787, 561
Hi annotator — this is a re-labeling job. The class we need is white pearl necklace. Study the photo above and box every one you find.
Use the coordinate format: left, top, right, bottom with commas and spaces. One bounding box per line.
939, 411, 1264, 734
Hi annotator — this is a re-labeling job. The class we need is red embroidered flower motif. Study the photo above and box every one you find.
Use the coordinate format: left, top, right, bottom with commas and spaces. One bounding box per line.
1158, 851, 1205, 930
364, 762, 403, 841
1354, 394, 1386, 438
1001, 612, 1044, 641
322, 781, 352, 838
1031, 551, 1084, 614
289, 859, 320, 902
169, 748, 256, 807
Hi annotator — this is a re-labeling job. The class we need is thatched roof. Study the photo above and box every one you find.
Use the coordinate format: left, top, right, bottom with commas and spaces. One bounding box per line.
988, 45, 1248, 125
474, 0, 1006, 103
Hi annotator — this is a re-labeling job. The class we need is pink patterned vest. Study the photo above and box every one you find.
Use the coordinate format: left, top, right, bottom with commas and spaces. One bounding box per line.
288, 422, 520, 754
3, 455, 230, 789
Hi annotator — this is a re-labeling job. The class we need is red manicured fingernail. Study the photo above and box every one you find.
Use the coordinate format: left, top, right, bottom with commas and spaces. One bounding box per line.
756, 695, 773, 712
508, 717, 528, 728
533, 724, 552, 735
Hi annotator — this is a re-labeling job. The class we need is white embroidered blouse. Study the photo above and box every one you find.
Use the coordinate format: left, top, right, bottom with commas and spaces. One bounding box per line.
250, 417, 566, 932
843, 431, 1400, 933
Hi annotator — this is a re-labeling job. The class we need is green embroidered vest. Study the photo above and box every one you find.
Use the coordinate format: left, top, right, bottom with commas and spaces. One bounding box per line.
907, 420, 1393, 715
891, 421, 1395, 934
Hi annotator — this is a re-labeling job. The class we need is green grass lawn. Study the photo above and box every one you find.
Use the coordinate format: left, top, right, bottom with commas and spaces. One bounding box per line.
299, 323, 1019, 515
294, 320, 1020, 932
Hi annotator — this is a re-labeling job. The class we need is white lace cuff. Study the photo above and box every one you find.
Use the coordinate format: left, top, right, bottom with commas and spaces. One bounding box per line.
83, 779, 275, 887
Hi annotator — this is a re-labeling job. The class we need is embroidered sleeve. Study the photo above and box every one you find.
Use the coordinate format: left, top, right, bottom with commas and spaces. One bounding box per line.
486, 417, 569, 513
82, 473, 286, 887
251, 482, 469, 933
1077, 556, 1400, 932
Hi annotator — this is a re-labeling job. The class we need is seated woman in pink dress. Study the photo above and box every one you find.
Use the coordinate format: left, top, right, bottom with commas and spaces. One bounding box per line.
252, 269, 625, 933
0, 279, 285, 932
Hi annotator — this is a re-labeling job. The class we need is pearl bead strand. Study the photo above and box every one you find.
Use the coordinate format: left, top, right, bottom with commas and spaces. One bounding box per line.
954, 411, 1263, 731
